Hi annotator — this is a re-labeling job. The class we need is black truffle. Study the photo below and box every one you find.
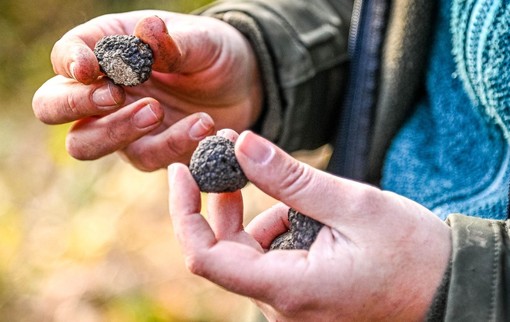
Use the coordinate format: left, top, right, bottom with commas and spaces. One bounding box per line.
189, 136, 249, 193
94, 35, 153, 86
270, 208, 324, 250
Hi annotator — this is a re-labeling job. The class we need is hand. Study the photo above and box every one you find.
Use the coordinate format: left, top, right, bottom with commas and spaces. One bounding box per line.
168, 130, 452, 321
32, 11, 263, 171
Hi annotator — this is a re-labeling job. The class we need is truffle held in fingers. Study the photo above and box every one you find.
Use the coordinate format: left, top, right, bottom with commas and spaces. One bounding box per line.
94, 35, 154, 86
189, 136, 249, 193
270, 208, 324, 250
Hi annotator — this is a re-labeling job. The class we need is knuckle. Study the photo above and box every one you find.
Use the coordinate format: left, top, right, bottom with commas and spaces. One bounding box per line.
65, 91, 81, 118
105, 124, 122, 146
185, 254, 207, 276
137, 157, 160, 172
165, 138, 185, 159
278, 161, 312, 196
352, 185, 384, 215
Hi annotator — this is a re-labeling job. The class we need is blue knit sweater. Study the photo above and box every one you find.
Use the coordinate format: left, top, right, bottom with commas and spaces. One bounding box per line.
382, 0, 510, 220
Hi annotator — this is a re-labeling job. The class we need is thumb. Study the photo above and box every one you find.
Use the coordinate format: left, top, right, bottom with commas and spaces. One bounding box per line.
235, 131, 379, 228
133, 15, 181, 72
134, 14, 228, 75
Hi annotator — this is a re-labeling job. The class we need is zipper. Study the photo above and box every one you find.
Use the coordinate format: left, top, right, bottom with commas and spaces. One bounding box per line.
347, 0, 364, 58
328, 0, 390, 181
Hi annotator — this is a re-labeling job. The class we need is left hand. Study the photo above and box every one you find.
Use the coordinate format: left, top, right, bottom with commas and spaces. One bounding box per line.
32, 11, 263, 170
168, 130, 451, 321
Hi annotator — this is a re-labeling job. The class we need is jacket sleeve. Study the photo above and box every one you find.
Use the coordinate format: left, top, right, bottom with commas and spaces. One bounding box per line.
196, 0, 353, 152
431, 214, 510, 321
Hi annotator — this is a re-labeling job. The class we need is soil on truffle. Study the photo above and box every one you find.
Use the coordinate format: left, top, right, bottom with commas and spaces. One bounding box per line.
270, 208, 324, 250
94, 35, 153, 86
189, 136, 248, 193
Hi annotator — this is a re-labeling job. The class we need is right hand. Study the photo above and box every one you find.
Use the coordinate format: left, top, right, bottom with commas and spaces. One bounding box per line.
32, 10, 263, 171
168, 130, 452, 321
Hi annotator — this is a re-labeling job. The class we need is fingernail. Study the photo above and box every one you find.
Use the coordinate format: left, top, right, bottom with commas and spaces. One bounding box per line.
69, 62, 77, 80
134, 104, 159, 128
92, 83, 118, 110
238, 131, 274, 164
189, 113, 214, 140
217, 129, 238, 142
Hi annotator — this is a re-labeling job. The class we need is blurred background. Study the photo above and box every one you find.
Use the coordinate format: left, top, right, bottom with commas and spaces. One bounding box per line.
0, 0, 331, 321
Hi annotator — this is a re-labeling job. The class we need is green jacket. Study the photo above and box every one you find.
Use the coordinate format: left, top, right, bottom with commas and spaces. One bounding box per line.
198, 0, 510, 320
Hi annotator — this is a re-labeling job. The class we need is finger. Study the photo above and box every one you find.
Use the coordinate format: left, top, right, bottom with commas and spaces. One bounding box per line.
245, 203, 290, 250
141, 14, 238, 75
168, 163, 307, 303
133, 15, 181, 72
187, 241, 307, 303
216, 128, 239, 142
207, 191, 244, 240
51, 33, 102, 84
49, 12, 152, 84
235, 131, 383, 228
66, 98, 163, 160
168, 163, 216, 251
205, 128, 242, 238
32, 76, 125, 124
206, 190, 263, 250
120, 112, 215, 171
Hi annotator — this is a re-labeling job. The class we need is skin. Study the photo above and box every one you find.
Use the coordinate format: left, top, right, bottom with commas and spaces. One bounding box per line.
32, 11, 263, 171
169, 130, 452, 322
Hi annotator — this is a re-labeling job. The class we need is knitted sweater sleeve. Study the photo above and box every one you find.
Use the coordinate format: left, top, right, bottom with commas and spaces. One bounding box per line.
427, 214, 510, 321
195, 0, 353, 152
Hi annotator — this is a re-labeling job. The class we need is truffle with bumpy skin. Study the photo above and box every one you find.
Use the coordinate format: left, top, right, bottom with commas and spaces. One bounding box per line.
189, 136, 249, 193
270, 208, 324, 250
94, 35, 153, 86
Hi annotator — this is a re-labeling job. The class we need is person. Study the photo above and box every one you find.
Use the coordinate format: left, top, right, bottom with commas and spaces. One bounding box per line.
32, 0, 510, 320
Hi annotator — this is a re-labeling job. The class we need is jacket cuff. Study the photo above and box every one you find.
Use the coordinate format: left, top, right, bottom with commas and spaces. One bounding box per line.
196, 1, 351, 151
442, 213, 507, 321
